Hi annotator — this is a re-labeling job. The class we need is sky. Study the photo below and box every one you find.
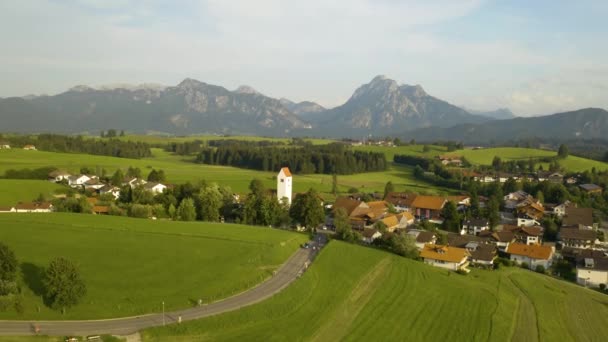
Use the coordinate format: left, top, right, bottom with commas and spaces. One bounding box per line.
1, 0, 607, 116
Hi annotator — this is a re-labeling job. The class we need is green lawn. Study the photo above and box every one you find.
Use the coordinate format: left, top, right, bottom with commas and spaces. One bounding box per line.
0, 214, 307, 320
0, 149, 448, 197
114, 134, 334, 146
0, 179, 64, 206
142, 241, 608, 342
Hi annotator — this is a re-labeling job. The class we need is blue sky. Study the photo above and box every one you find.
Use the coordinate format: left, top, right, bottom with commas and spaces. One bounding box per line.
1, 0, 607, 116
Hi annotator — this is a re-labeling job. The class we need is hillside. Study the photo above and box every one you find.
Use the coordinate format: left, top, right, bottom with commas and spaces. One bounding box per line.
404, 108, 608, 143
0, 214, 307, 320
142, 241, 608, 341
0, 79, 310, 136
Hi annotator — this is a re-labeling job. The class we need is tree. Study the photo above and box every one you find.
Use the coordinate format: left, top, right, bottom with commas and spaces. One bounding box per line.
374, 221, 388, 234
289, 188, 324, 230
492, 156, 502, 171
422, 145, 431, 153
334, 208, 357, 242
111, 169, 125, 186
249, 179, 266, 196
389, 234, 419, 258
198, 185, 222, 222
119, 130, 125, 137
485, 196, 500, 231
441, 201, 461, 232
43, 257, 86, 312
557, 144, 569, 158
503, 177, 518, 194
383, 181, 395, 199
535, 190, 545, 203
177, 198, 196, 221
0, 243, 18, 284
147, 169, 166, 183
469, 191, 480, 218
331, 174, 338, 195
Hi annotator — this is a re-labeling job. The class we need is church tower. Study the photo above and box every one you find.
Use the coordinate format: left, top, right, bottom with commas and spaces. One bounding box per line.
277, 167, 292, 205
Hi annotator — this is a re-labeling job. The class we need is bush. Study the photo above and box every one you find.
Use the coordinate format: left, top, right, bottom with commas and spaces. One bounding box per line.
600, 283, 606, 291
129, 204, 152, 218
520, 262, 529, 270
535, 265, 545, 274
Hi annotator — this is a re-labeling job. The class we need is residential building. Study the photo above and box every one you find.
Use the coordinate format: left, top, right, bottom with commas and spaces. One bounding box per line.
465, 242, 497, 267
575, 254, 608, 287
559, 227, 598, 249
68, 174, 91, 188
0, 143, 10, 149
99, 185, 121, 199
124, 177, 147, 189
14, 202, 54, 213
22, 144, 36, 150
420, 244, 470, 271
462, 218, 489, 235
0, 206, 16, 213
411, 196, 447, 222
507, 243, 554, 269
548, 172, 564, 184
406, 229, 437, 250
503, 225, 543, 245
48, 170, 72, 182
361, 229, 382, 244
144, 182, 167, 194
490, 231, 515, 252
551, 201, 571, 218
384, 192, 417, 212
562, 207, 595, 229
579, 184, 602, 195
277, 167, 293, 205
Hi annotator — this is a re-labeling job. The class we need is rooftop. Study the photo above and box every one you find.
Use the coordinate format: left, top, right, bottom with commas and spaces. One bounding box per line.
420, 244, 470, 263
507, 243, 553, 260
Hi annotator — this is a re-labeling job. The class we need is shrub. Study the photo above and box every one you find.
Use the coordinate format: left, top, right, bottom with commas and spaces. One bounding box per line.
600, 283, 606, 291
535, 265, 545, 274
520, 262, 529, 270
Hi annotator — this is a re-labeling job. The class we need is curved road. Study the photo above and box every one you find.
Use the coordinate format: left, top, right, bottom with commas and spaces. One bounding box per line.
0, 241, 320, 336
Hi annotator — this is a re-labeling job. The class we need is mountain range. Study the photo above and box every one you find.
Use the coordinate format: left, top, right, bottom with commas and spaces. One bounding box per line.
0, 76, 606, 142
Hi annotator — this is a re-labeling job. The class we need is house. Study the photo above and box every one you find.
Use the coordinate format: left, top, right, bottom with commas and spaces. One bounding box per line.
579, 183, 602, 195
378, 215, 400, 232
0, 206, 16, 213
490, 231, 516, 252
84, 178, 105, 191
333, 197, 370, 218
406, 229, 437, 250
22, 144, 36, 150
92, 205, 110, 215
14, 202, 54, 213
68, 174, 91, 188
0, 143, 10, 149
548, 172, 564, 184
98, 185, 121, 199
517, 201, 545, 221
361, 229, 382, 244
437, 155, 463, 167
507, 243, 554, 269
503, 225, 543, 245
565, 176, 578, 185
559, 227, 598, 249
504, 191, 531, 210
411, 196, 447, 222
124, 177, 147, 189
462, 218, 489, 235
465, 242, 497, 267
144, 182, 167, 194
420, 244, 470, 271
365, 201, 390, 222
396, 212, 415, 227
562, 207, 595, 229
516, 217, 541, 227
576, 255, 608, 287
551, 201, 571, 218
48, 170, 72, 182
384, 192, 417, 212
277, 167, 293, 205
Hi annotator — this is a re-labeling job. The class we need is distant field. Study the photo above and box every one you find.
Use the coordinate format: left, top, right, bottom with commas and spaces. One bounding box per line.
0, 214, 307, 320
142, 241, 608, 342
114, 134, 333, 146
0, 180, 64, 206
0, 149, 450, 196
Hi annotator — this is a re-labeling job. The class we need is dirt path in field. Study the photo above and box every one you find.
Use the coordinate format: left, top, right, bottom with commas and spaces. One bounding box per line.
310, 257, 392, 342
508, 275, 540, 342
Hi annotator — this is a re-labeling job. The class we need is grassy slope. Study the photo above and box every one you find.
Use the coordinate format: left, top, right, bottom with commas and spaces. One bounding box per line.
0, 180, 64, 206
0, 214, 307, 320
142, 242, 608, 342
0, 149, 449, 196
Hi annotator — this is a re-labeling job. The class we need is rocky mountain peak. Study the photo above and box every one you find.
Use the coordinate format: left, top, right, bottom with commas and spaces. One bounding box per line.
177, 78, 206, 89
68, 85, 96, 93
400, 84, 427, 98
234, 85, 259, 95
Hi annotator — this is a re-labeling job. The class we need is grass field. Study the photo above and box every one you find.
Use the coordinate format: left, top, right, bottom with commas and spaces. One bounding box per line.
0, 149, 449, 197
142, 241, 608, 342
0, 180, 64, 206
0, 214, 307, 320
114, 134, 333, 146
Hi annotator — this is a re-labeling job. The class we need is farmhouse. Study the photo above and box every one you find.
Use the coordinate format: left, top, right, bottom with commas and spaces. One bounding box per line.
0, 206, 16, 213
559, 227, 598, 249
144, 182, 167, 194
507, 243, 554, 269
411, 196, 447, 222
384, 192, 417, 212
562, 207, 595, 229
48, 170, 72, 182
465, 242, 497, 267
22, 144, 36, 150
84, 178, 105, 190
576, 255, 608, 287
277, 167, 293, 205
14, 202, 54, 213
420, 244, 470, 271
462, 218, 489, 235
579, 183, 602, 195
68, 174, 91, 187
406, 229, 437, 250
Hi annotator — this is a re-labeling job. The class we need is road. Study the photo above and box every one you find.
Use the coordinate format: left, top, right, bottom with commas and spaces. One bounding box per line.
0, 240, 319, 337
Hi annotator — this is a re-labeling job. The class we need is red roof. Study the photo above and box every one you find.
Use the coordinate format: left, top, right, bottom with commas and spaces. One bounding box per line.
280, 167, 292, 177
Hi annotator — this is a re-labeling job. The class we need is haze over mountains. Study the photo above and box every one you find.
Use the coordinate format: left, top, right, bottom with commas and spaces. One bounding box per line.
0, 75, 606, 142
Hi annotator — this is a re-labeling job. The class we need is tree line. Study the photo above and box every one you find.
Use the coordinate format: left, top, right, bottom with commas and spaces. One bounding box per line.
4, 134, 152, 159
195, 142, 387, 175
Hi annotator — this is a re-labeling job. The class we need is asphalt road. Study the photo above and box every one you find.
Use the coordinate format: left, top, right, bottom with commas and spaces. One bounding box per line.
0, 242, 317, 337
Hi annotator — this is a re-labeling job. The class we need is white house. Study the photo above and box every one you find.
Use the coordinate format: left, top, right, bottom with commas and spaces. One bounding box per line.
361, 229, 382, 244
517, 218, 541, 227
576, 257, 608, 287
0, 144, 10, 149
83, 178, 105, 190
14, 202, 54, 213
462, 218, 489, 235
144, 182, 167, 194
552, 201, 571, 218
406, 229, 437, 250
277, 167, 292, 205
68, 174, 91, 187
48, 170, 72, 182
99, 185, 121, 199
124, 177, 147, 188
420, 244, 470, 271
507, 243, 554, 269
0, 206, 16, 213
22, 144, 36, 150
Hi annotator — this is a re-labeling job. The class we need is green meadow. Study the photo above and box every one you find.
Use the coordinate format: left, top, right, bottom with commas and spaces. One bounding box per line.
0, 149, 449, 197
143, 241, 608, 342
0, 180, 64, 206
0, 214, 307, 320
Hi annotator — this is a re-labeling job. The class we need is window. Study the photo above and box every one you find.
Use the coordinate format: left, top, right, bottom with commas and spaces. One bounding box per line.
280, 179, 284, 183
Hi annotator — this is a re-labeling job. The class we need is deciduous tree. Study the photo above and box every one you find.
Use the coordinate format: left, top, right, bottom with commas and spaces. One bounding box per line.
43, 257, 86, 312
